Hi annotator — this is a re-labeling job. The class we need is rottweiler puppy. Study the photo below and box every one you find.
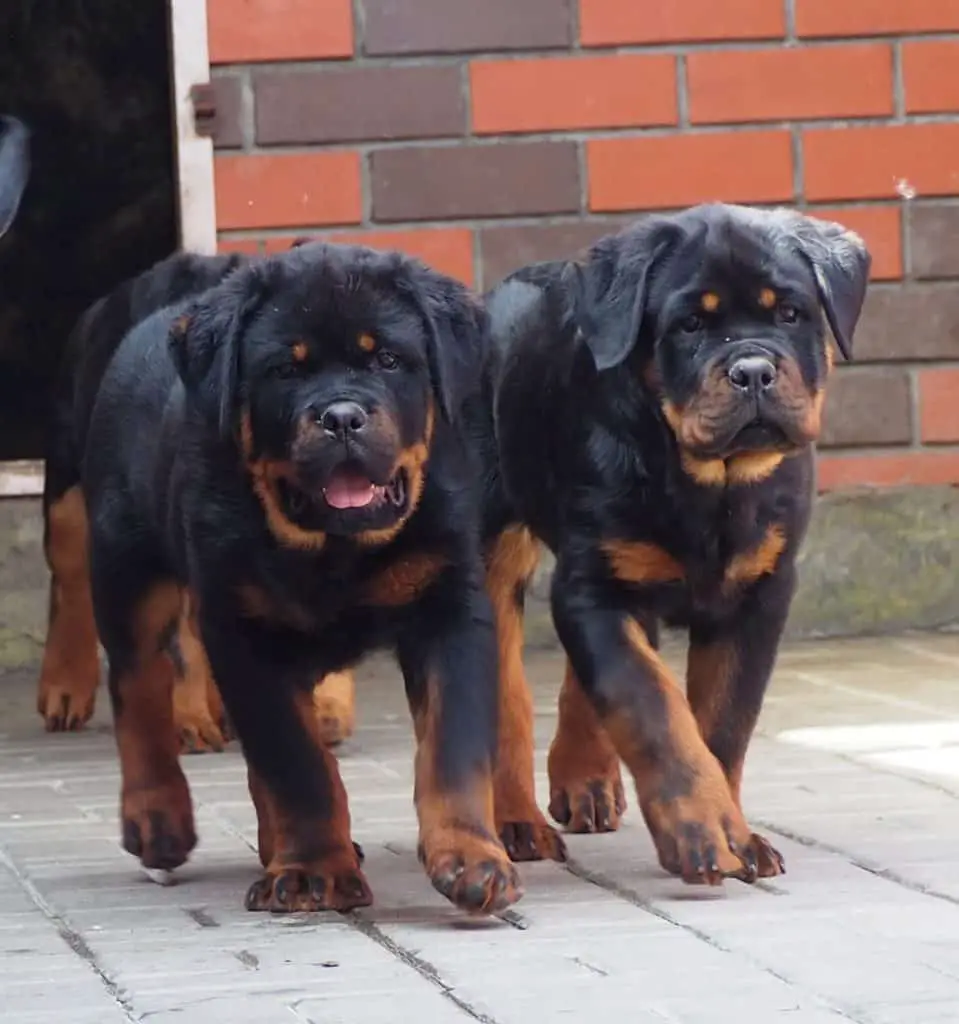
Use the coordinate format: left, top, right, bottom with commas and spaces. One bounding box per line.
37, 250, 247, 746
0, 114, 29, 238
80, 241, 525, 914
484, 203, 871, 885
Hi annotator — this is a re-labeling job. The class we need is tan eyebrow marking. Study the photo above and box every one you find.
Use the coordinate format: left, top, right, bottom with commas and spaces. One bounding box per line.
358, 333, 376, 353
291, 341, 309, 363
700, 292, 720, 312
759, 288, 777, 309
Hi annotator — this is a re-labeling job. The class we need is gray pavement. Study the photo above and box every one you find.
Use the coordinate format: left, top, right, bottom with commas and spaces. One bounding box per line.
3, 634, 959, 1023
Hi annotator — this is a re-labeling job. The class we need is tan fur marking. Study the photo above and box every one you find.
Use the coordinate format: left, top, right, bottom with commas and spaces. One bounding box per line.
241, 410, 328, 552
726, 451, 785, 486
291, 341, 308, 363
363, 553, 447, 606
701, 292, 720, 313
724, 525, 787, 588
601, 539, 685, 584
758, 288, 777, 310
358, 333, 376, 353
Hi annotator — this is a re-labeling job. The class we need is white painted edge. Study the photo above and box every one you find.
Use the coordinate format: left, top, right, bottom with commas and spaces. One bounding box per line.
0, 3, 217, 499
169, 0, 217, 255
0, 460, 44, 497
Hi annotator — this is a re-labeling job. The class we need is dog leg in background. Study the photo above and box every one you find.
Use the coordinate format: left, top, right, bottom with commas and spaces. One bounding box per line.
312, 670, 356, 747
93, 575, 196, 880
551, 569, 761, 886
547, 660, 627, 834
548, 613, 660, 833
686, 566, 795, 878
485, 526, 566, 863
37, 485, 101, 731
169, 592, 229, 754
399, 590, 523, 914
200, 622, 371, 912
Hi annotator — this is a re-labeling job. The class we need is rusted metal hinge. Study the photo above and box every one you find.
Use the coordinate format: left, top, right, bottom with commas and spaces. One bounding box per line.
190, 83, 217, 138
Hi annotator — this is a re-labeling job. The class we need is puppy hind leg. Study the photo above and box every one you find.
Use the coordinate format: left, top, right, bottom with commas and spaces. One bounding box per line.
37, 485, 101, 731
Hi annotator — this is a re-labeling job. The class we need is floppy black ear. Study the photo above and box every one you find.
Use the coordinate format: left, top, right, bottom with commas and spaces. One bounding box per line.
575, 223, 682, 372
400, 264, 488, 424
0, 116, 29, 238
784, 212, 871, 361
169, 264, 267, 437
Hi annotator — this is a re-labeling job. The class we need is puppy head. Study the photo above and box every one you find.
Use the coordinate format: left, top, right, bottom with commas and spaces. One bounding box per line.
573, 203, 871, 470
0, 115, 29, 239
170, 242, 486, 550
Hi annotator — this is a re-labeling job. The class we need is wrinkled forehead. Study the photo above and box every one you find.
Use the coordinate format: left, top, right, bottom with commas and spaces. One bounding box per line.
247, 264, 426, 355
656, 215, 817, 308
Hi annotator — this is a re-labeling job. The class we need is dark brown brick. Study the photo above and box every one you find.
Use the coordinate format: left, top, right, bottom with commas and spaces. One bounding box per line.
819, 368, 912, 448
255, 66, 464, 145
361, 0, 570, 55
856, 284, 959, 361
479, 219, 629, 289
211, 75, 244, 149
370, 142, 581, 222
909, 204, 959, 280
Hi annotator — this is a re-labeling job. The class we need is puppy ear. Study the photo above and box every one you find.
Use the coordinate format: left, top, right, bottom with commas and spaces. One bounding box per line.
169, 265, 266, 437
0, 116, 29, 238
786, 212, 871, 361
575, 223, 683, 372
400, 264, 488, 424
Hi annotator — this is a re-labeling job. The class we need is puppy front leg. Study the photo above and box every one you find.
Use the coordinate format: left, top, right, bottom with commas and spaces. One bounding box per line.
201, 617, 371, 913
551, 565, 760, 886
398, 587, 523, 915
687, 565, 796, 878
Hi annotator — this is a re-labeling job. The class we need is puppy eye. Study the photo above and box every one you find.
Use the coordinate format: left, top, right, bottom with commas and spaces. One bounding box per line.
680, 314, 704, 334
270, 363, 302, 379
376, 350, 399, 370
777, 302, 799, 325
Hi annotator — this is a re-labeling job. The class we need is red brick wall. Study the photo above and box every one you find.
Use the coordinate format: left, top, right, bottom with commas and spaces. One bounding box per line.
206, 0, 959, 492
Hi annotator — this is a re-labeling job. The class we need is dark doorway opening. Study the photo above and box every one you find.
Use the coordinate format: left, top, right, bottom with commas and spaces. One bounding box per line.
0, 1, 178, 461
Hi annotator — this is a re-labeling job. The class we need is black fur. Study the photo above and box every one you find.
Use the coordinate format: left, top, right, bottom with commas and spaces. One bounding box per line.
485, 202, 871, 883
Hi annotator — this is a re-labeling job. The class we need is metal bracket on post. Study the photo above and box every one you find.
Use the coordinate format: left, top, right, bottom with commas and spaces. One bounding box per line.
190, 83, 217, 139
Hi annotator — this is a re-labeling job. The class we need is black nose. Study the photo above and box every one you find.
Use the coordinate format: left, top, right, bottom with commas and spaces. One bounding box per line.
320, 401, 368, 437
728, 356, 777, 392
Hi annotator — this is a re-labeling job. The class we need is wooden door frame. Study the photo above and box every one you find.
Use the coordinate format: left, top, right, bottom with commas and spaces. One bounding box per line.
0, 0, 217, 497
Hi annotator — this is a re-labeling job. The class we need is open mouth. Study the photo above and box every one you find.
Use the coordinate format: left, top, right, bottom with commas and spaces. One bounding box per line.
276, 464, 408, 527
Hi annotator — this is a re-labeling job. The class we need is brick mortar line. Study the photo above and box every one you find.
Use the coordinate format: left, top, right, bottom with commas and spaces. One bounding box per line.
0, 845, 139, 1021
892, 41, 906, 121
567, 0, 581, 51
675, 55, 690, 129
221, 113, 959, 160
209, 31, 959, 72
212, 198, 959, 237
818, 443, 959, 457
562, 855, 869, 1023
784, 0, 797, 42
907, 365, 921, 446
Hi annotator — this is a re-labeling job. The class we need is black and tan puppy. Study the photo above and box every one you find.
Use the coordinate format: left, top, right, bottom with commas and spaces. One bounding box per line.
80, 241, 523, 915
484, 203, 870, 885
37, 250, 248, 744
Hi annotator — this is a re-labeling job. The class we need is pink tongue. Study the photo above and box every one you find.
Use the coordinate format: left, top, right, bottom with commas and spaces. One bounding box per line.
323, 470, 377, 509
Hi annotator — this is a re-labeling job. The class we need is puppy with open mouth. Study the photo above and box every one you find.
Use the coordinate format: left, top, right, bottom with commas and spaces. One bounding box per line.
484, 202, 871, 886
79, 241, 522, 916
